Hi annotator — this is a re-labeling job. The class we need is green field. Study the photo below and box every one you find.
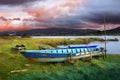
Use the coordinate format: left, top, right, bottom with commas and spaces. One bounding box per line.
0, 38, 120, 80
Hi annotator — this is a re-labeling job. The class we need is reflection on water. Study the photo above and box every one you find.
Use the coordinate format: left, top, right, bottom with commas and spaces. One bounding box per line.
33, 36, 120, 54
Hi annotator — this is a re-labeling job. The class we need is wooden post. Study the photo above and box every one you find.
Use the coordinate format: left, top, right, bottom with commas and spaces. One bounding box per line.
68, 53, 74, 64
69, 53, 72, 62
104, 15, 107, 59
90, 52, 92, 60
102, 51, 105, 60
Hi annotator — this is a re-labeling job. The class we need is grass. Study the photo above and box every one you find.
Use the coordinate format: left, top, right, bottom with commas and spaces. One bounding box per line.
0, 37, 120, 80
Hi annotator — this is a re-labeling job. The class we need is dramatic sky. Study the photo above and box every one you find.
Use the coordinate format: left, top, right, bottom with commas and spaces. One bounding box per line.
0, 0, 120, 32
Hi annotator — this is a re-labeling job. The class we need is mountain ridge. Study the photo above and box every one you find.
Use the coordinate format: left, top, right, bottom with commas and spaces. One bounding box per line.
0, 27, 120, 36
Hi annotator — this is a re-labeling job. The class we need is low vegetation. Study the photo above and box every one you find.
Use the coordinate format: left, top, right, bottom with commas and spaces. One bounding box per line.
0, 36, 17, 39
0, 37, 120, 80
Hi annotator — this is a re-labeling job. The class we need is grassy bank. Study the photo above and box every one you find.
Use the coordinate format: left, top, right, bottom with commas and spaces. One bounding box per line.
0, 38, 120, 80
0, 37, 102, 50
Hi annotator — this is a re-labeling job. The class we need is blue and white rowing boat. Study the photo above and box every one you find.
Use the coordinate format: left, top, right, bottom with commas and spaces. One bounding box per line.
20, 45, 104, 62
56, 45, 97, 49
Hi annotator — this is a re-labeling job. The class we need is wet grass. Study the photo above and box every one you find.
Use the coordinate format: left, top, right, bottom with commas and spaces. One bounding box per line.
0, 38, 120, 80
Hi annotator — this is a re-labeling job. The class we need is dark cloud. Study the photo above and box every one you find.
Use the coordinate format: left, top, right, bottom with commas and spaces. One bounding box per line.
74, 0, 120, 25
0, 0, 40, 5
53, 18, 82, 27
85, 12, 120, 24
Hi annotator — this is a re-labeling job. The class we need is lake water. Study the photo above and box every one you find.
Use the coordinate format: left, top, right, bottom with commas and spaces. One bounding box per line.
32, 36, 120, 54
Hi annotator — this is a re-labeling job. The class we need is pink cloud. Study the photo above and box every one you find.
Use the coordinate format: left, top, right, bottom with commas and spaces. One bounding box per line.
0, 20, 30, 31
24, 0, 85, 20
0, 0, 86, 31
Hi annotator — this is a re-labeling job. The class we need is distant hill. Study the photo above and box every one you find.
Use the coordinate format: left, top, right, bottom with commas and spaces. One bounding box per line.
106, 27, 120, 35
0, 27, 120, 36
99, 27, 120, 35
0, 28, 99, 36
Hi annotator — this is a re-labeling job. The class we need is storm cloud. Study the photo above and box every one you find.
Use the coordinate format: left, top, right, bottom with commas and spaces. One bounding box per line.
80, 0, 120, 24
0, 0, 120, 31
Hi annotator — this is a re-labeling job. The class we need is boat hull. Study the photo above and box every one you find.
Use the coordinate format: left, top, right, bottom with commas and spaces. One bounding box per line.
21, 52, 102, 62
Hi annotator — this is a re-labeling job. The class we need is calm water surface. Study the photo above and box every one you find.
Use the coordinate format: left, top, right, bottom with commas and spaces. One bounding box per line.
32, 36, 120, 54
